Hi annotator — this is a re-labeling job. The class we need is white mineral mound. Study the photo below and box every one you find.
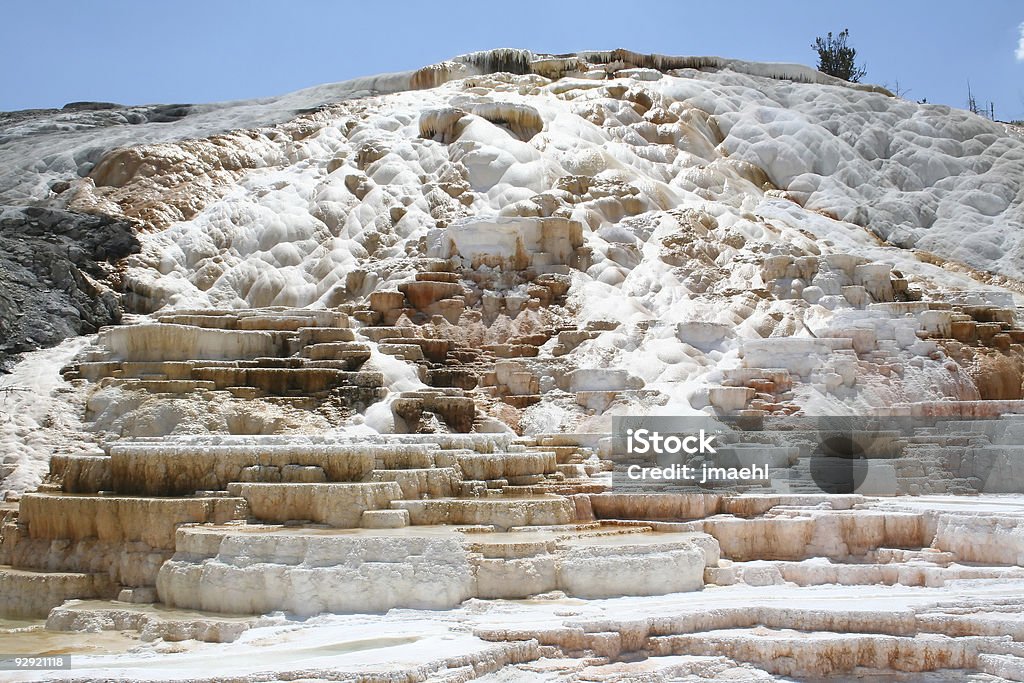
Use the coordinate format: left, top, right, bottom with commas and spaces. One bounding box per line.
2, 47, 1023, 470
3, 49, 1024, 683
6, 49, 1022, 297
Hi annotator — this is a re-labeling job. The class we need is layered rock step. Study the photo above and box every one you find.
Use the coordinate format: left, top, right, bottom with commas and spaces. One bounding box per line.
0, 493, 249, 614
547, 367, 650, 414
155, 524, 716, 616
587, 492, 1024, 569
53, 438, 566, 493
510, 434, 613, 495
707, 555, 1024, 588
473, 495, 1024, 681
11, 408, 1024, 640
0, 433, 616, 618
551, 320, 617, 357
357, 322, 489, 394
348, 248, 577, 406
61, 307, 388, 408
359, 271, 470, 325
702, 297, 1024, 416
153, 308, 351, 331
105, 443, 390, 495
0, 567, 118, 619
44, 600, 258, 644
390, 495, 576, 530
227, 482, 401, 528
391, 388, 476, 432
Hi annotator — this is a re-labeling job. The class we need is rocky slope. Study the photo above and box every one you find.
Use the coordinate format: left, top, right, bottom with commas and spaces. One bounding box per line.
0, 207, 138, 369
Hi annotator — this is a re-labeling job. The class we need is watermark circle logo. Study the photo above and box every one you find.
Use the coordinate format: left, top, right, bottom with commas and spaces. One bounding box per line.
809, 431, 870, 494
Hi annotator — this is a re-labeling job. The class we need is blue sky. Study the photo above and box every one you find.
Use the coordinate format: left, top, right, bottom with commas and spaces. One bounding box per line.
3, 1, 1023, 119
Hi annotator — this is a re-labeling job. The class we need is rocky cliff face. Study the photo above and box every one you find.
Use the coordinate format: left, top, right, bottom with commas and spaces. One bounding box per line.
0, 207, 138, 369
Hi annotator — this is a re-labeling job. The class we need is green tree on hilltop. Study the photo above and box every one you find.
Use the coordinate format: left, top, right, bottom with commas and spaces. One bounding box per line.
813, 29, 867, 83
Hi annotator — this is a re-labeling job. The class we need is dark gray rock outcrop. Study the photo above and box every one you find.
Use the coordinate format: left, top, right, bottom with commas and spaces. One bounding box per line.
0, 207, 139, 370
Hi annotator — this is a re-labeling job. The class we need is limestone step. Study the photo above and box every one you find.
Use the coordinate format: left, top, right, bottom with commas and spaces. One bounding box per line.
75, 360, 197, 381
360, 509, 410, 529
483, 344, 539, 358
979, 654, 1024, 681
378, 342, 425, 361
301, 359, 376, 371
113, 378, 217, 394
236, 315, 337, 332
358, 326, 419, 342
294, 326, 356, 345
398, 280, 465, 310
132, 521, 712, 616
415, 271, 461, 283
557, 464, 588, 477
17, 493, 248, 547
370, 468, 460, 498
646, 628, 976, 676
455, 451, 557, 480
45, 600, 257, 643
480, 530, 708, 599
154, 309, 349, 331
108, 443, 382, 495
49, 454, 111, 494
392, 391, 476, 432
159, 525, 485, 615
93, 324, 289, 363
121, 432, 509, 453
521, 481, 609, 495
154, 314, 238, 329
370, 447, 451, 470
246, 357, 306, 368
0, 566, 119, 619
390, 495, 576, 530
525, 445, 592, 465
705, 559, 1024, 588
426, 367, 479, 390
226, 482, 403, 528
533, 433, 606, 449
298, 342, 372, 363
190, 367, 384, 394
702, 509, 929, 562
448, 348, 488, 363
378, 337, 450, 362
502, 394, 541, 408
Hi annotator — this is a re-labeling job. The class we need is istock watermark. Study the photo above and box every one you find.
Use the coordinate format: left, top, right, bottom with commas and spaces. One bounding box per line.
623, 427, 771, 484
624, 462, 768, 484
609, 414, 1024, 496
624, 428, 718, 455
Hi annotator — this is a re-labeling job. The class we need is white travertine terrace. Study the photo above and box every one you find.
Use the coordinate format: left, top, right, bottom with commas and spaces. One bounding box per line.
2, 47, 1024, 681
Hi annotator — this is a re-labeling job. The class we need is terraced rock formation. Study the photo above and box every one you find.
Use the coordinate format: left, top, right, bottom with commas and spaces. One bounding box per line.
1, 48, 1024, 681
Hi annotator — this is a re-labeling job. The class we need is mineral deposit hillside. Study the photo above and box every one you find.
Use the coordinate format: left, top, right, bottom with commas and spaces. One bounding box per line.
2, 48, 1024, 682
